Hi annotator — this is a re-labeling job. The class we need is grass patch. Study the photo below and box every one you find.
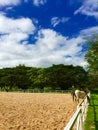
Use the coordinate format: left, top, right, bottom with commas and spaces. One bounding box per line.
84, 94, 98, 130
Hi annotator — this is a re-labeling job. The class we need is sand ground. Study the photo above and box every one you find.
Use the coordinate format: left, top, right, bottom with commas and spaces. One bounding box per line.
0, 92, 76, 130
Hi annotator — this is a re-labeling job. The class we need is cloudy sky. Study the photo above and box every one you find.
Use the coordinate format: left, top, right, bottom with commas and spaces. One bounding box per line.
0, 0, 98, 68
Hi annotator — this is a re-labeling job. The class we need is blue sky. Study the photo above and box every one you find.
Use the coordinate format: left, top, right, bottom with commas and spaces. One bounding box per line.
0, 0, 98, 68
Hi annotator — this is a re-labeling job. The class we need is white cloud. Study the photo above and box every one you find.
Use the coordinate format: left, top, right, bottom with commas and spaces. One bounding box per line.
33, 0, 47, 6
28, 29, 86, 67
0, 14, 36, 68
80, 26, 98, 38
0, 14, 87, 68
0, 14, 35, 34
0, 0, 20, 6
74, 0, 98, 18
51, 17, 60, 27
51, 17, 70, 27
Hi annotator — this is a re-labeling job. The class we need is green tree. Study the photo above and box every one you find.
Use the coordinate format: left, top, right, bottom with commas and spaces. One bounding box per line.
28, 68, 48, 90
45, 64, 86, 90
85, 37, 98, 74
0, 64, 88, 91
72, 66, 88, 89
46, 64, 67, 90
33, 68, 47, 90
84, 36, 98, 89
0, 68, 16, 91
27, 67, 38, 89
14, 65, 31, 91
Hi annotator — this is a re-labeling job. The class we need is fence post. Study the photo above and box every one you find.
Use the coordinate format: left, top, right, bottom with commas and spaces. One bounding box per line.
64, 92, 90, 130
76, 110, 82, 130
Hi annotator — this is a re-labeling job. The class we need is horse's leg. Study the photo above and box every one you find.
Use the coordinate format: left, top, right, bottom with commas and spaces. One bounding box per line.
87, 95, 90, 104
76, 97, 79, 103
71, 94, 74, 101
73, 94, 77, 102
75, 94, 77, 101
71, 92, 74, 102
73, 94, 74, 101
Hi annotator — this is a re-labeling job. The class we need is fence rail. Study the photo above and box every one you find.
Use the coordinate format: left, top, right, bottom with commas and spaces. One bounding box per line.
64, 92, 90, 130
0, 89, 71, 93
9, 89, 70, 93
27, 89, 70, 93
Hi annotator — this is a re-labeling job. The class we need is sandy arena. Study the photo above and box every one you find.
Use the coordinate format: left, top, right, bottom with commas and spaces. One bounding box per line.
0, 92, 76, 130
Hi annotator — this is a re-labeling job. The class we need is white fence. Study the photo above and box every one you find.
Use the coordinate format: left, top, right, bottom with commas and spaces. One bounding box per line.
64, 92, 90, 130
21, 89, 70, 93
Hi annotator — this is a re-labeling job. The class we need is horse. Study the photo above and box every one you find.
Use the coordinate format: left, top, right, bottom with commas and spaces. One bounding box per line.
71, 90, 90, 103
75, 90, 86, 103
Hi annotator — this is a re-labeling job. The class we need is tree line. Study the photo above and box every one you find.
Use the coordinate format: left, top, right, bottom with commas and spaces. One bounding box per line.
0, 64, 92, 92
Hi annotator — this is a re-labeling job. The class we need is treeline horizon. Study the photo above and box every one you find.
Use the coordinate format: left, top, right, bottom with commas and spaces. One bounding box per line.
0, 64, 96, 92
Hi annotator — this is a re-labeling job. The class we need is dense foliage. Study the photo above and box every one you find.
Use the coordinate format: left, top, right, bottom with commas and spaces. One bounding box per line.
0, 64, 89, 91
85, 36, 98, 89
85, 37, 98, 74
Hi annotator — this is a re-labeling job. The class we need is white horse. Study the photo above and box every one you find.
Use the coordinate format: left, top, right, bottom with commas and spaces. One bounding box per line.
75, 90, 86, 103
71, 90, 90, 103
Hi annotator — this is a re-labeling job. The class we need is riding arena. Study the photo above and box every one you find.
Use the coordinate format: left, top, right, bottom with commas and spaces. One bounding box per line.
0, 92, 76, 130
0, 90, 90, 130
